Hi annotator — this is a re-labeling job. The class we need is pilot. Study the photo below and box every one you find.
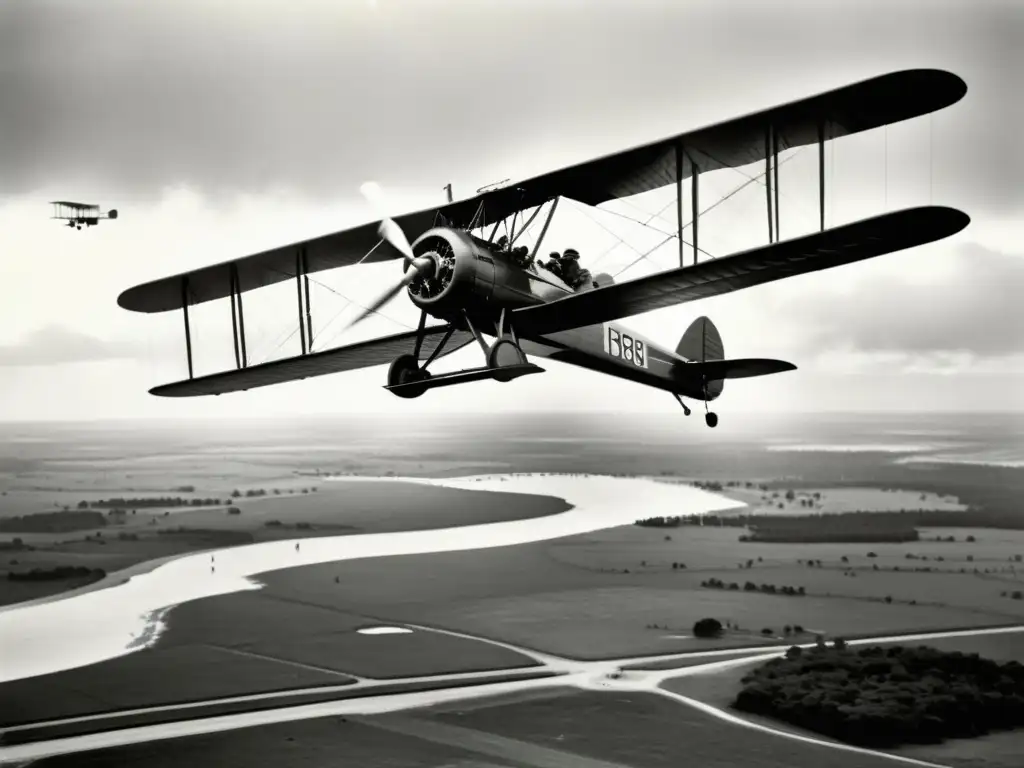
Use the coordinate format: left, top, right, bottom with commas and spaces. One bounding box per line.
495, 235, 510, 251
558, 248, 592, 290
543, 251, 563, 279
511, 244, 531, 267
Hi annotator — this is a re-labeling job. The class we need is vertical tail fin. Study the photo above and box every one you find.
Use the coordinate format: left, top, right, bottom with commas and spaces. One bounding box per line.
677, 316, 725, 399
676, 316, 724, 362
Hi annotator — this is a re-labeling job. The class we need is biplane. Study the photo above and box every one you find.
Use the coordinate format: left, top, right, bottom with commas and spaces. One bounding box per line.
51, 201, 119, 230
119, 69, 970, 428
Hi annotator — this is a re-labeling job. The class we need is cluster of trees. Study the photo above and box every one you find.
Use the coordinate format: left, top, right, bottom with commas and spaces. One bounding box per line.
0, 511, 107, 533
700, 578, 806, 597
231, 487, 315, 498
734, 643, 1024, 748
7, 565, 106, 582
691, 480, 770, 492
80, 497, 222, 509
740, 516, 920, 544
264, 520, 314, 530
691, 617, 806, 639
635, 515, 684, 528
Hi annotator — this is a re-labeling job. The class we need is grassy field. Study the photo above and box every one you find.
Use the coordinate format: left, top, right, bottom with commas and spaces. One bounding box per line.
660, 633, 1024, 768
0, 643, 355, 727
25, 711, 497, 768
717, 485, 966, 516
421, 687, 904, 767
4, 670, 560, 744
157, 590, 542, 678
256, 521, 1024, 659
0, 480, 569, 605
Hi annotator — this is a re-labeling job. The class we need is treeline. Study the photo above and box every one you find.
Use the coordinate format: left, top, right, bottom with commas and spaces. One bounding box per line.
740, 516, 920, 544
81, 497, 223, 509
155, 527, 254, 546
0, 511, 107, 533
734, 643, 1024, 748
7, 566, 106, 582
635, 508, 1024, 539
700, 577, 805, 596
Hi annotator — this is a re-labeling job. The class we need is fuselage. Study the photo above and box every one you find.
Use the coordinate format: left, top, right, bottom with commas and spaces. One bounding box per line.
408, 227, 715, 401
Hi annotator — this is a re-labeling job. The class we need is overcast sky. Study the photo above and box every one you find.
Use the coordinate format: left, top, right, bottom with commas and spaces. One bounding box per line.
0, 0, 1021, 422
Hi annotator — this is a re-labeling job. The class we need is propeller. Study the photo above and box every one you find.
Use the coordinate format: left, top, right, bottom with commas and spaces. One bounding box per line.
345, 182, 436, 328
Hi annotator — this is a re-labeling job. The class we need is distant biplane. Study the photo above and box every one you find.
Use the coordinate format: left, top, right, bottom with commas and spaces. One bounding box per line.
51, 201, 118, 230
119, 69, 969, 428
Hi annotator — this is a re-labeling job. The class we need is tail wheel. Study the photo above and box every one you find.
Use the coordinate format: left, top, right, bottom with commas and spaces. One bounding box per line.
487, 338, 527, 382
388, 354, 431, 398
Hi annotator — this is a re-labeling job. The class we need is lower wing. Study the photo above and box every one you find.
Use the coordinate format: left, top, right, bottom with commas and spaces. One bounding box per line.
512, 206, 969, 335
151, 327, 474, 397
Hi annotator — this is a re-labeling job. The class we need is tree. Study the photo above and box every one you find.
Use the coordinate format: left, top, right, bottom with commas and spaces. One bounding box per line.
693, 618, 724, 638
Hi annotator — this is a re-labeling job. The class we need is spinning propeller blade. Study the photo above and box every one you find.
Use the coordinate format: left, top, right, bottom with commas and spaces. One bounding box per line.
345, 182, 434, 329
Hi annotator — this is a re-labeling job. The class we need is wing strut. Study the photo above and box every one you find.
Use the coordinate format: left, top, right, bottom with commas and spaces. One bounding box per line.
691, 160, 699, 265
818, 120, 826, 231
295, 250, 308, 355
529, 197, 560, 260
675, 142, 684, 268
765, 127, 774, 244
181, 278, 194, 379
229, 264, 248, 368
772, 126, 781, 240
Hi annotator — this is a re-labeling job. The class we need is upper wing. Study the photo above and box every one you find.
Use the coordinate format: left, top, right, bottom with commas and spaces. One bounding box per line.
51, 201, 97, 210
439, 69, 966, 224
151, 326, 474, 397
118, 208, 439, 314
512, 206, 970, 335
118, 69, 964, 316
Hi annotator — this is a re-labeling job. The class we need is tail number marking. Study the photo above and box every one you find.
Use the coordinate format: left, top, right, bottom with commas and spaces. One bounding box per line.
604, 325, 647, 369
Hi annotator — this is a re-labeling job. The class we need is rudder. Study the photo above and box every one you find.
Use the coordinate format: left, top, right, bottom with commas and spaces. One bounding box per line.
676, 316, 724, 363
677, 316, 725, 400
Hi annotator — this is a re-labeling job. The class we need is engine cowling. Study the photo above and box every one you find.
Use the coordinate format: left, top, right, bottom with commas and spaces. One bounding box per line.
406, 228, 566, 321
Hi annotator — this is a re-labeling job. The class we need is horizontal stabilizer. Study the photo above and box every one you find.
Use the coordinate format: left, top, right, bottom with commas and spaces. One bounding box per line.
682, 358, 796, 381
151, 327, 473, 397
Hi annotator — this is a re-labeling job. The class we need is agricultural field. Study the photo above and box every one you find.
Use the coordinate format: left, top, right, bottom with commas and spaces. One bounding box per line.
258, 520, 1024, 659
422, 688, 903, 768
712, 484, 966, 516
156, 590, 541, 679
0, 643, 355, 727
660, 633, 1024, 768
25, 712, 499, 768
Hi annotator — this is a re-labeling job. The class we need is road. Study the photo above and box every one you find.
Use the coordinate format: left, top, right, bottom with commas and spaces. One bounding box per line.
2, 622, 1021, 766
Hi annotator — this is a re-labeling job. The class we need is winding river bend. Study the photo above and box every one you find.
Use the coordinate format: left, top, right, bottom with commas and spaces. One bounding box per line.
0, 473, 742, 683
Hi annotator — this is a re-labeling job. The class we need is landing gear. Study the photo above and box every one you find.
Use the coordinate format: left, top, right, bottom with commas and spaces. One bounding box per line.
387, 353, 431, 399
673, 391, 718, 428
384, 309, 542, 397
487, 338, 527, 382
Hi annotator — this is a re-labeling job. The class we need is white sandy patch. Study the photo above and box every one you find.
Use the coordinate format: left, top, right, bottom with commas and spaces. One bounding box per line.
356, 626, 414, 635
0, 473, 743, 683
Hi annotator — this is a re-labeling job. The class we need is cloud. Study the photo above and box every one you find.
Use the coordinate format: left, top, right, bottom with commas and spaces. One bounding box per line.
0, 0, 1019, 216
784, 244, 1024, 360
0, 325, 144, 367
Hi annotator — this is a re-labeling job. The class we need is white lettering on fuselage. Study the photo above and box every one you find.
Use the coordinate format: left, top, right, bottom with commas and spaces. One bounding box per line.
603, 324, 648, 369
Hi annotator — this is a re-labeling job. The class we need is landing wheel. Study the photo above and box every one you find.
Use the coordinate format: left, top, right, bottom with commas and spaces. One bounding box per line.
388, 354, 431, 398
705, 412, 718, 429
487, 338, 527, 382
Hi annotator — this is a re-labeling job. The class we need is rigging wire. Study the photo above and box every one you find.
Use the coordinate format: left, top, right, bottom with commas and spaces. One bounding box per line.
254, 266, 414, 366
